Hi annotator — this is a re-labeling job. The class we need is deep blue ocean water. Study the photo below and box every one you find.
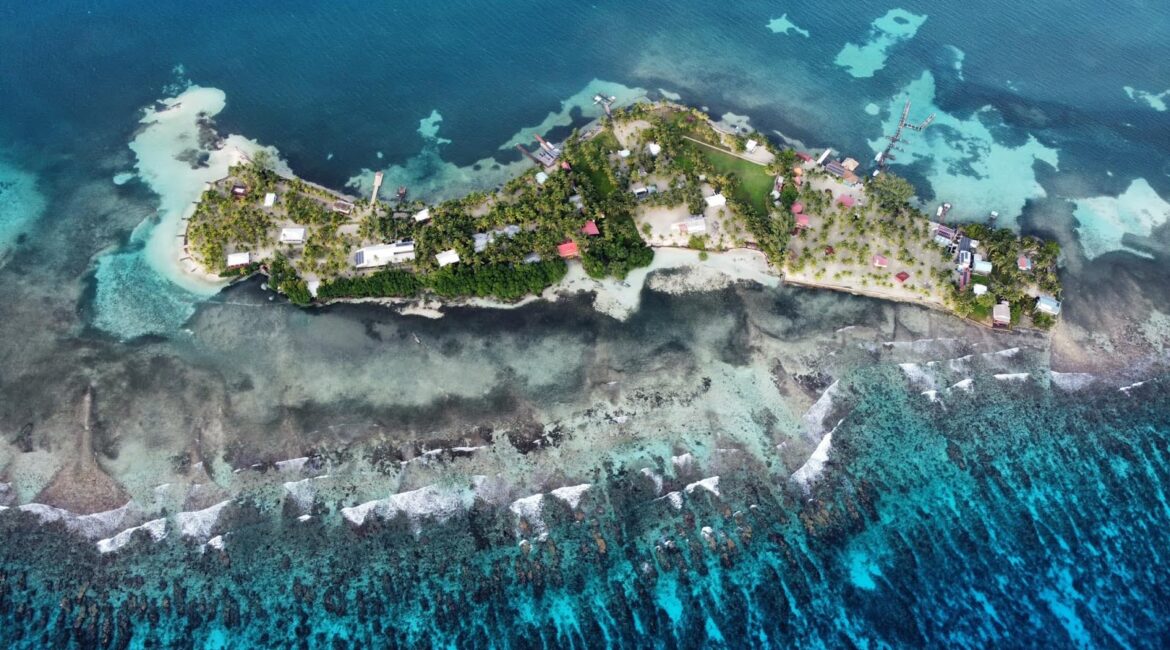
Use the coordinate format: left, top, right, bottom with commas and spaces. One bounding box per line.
2, 1, 1170, 647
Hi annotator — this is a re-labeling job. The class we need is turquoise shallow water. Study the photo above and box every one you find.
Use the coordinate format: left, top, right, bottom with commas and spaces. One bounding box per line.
2, 372, 1168, 648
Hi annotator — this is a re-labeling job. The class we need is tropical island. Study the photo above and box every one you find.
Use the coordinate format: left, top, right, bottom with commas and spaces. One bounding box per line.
183, 101, 1063, 330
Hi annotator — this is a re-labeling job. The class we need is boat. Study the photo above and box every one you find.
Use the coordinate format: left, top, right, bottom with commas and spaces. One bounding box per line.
396, 186, 407, 200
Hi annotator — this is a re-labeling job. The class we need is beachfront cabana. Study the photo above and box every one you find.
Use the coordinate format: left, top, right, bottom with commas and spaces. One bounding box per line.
993, 301, 1012, 327
705, 193, 727, 208
557, 241, 579, 259
264, 192, 277, 207
435, 249, 460, 267
279, 227, 306, 244
414, 208, 431, 223
581, 220, 600, 236
872, 255, 888, 269
745, 139, 759, 153
1036, 295, 1062, 316
226, 252, 251, 268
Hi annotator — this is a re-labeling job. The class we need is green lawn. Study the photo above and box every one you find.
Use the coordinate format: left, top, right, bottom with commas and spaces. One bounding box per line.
579, 131, 621, 197
687, 141, 773, 215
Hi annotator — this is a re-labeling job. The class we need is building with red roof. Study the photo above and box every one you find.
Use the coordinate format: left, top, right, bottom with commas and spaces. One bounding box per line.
837, 195, 856, 207
795, 214, 810, 229
895, 271, 910, 283
872, 255, 888, 268
557, 241, 580, 258
581, 220, 600, 236
791, 202, 804, 214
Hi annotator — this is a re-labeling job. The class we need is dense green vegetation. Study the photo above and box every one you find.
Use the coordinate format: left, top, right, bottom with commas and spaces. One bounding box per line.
428, 260, 568, 300
316, 260, 567, 302
267, 254, 311, 306
316, 268, 422, 300
867, 172, 916, 211
188, 188, 274, 271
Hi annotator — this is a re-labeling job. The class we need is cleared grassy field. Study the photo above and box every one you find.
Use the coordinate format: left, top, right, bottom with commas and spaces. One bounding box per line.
688, 140, 773, 215
580, 131, 621, 196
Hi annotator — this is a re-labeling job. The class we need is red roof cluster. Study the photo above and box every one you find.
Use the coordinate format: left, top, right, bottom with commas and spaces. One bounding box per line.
581, 220, 600, 236
557, 241, 580, 258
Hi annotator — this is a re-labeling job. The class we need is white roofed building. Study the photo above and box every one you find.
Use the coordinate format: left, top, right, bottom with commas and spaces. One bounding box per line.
414, 208, 431, 223
353, 241, 415, 268
263, 192, 276, 207
226, 252, 251, 268
745, 139, 759, 153
705, 193, 727, 208
1036, 295, 1062, 316
279, 227, 306, 244
436, 249, 460, 267
646, 142, 662, 157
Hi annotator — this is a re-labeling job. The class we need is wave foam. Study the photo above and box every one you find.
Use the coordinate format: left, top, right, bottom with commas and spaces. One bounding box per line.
175, 500, 231, 541
97, 518, 167, 554
341, 479, 484, 531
